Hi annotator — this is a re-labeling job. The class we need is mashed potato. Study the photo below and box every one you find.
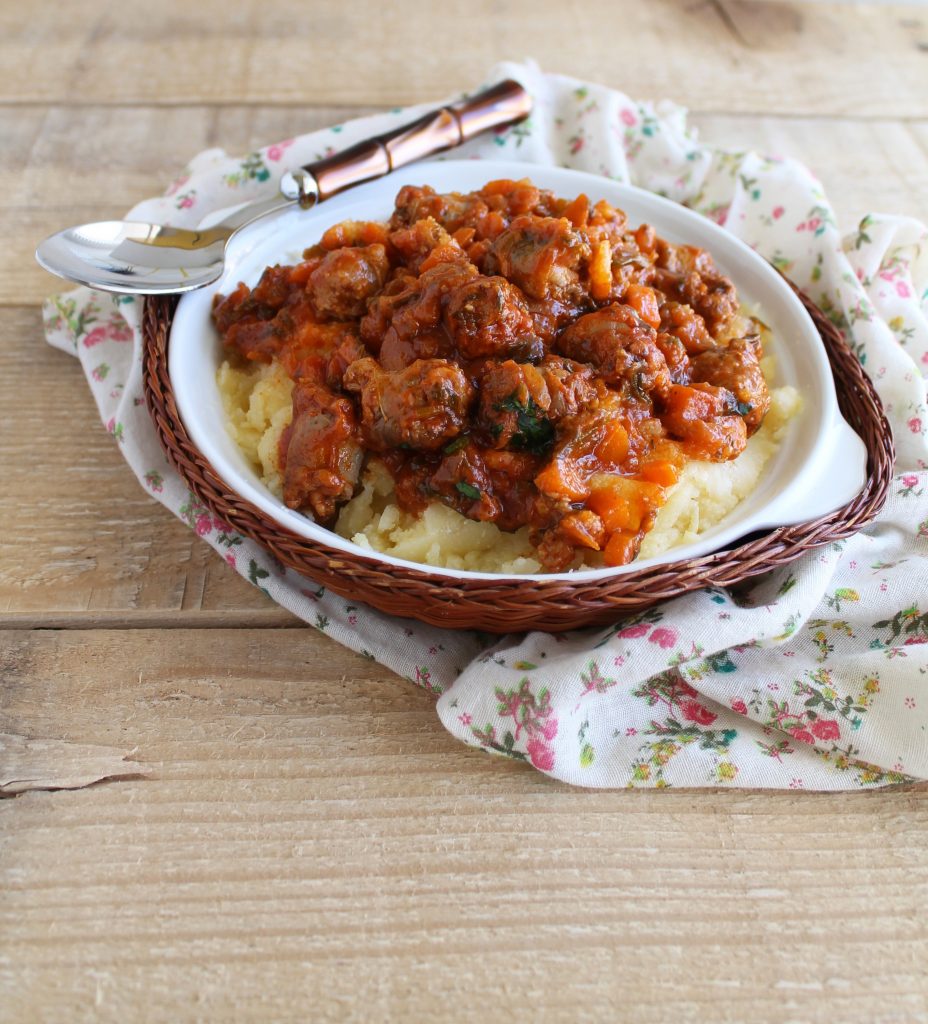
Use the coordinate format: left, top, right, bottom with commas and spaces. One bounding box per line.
218, 352, 800, 574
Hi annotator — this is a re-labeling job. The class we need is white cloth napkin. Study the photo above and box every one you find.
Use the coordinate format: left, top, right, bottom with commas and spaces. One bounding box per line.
44, 62, 928, 788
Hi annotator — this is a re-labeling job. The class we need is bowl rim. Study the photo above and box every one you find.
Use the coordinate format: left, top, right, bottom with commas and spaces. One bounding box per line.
168, 158, 868, 584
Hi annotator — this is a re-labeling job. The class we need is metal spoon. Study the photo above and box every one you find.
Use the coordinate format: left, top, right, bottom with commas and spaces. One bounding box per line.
35, 80, 532, 295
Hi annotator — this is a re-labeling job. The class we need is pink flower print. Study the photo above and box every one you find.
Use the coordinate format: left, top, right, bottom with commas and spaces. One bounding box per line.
83, 326, 108, 347
176, 194, 195, 210
541, 717, 558, 742
648, 627, 677, 649
897, 281, 911, 299
808, 217, 821, 232
458, 712, 472, 726
908, 417, 923, 434
772, 205, 784, 220
680, 700, 717, 726
348, 614, 357, 626
109, 322, 132, 343
902, 474, 919, 488
620, 108, 637, 127
225, 552, 236, 568
195, 515, 212, 536
105, 416, 115, 433
618, 623, 649, 639
810, 719, 840, 741
905, 697, 916, 708
731, 699, 748, 715
625, 727, 637, 736
526, 737, 555, 771
212, 517, 233, 532
904, 635, 928, 645
265, 139, 294, 162
788, 726, 815, 745
789, 778, 804, 789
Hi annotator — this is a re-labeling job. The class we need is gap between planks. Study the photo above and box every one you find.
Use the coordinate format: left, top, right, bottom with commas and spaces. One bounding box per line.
1, 98, 927, 124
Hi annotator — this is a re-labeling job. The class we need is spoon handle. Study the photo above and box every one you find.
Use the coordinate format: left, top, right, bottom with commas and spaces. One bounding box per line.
287, 79, 533, 207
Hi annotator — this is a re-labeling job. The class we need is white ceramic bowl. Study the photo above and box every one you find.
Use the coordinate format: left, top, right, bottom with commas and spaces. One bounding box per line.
170, 159, 867, 582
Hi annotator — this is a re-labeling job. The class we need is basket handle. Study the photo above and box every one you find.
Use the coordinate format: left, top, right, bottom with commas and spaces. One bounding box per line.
279, 79, 532, 207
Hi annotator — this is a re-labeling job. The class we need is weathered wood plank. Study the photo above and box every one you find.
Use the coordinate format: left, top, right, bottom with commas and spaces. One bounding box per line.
0, 307, 291, 624
1, 0, 925, 117
1, 629, 926, 1023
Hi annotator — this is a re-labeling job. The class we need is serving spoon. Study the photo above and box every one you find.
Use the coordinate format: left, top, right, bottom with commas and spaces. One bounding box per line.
35, 80, 532, 295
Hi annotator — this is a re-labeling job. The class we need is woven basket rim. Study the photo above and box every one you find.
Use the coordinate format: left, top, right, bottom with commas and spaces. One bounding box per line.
141, 277, 894, 632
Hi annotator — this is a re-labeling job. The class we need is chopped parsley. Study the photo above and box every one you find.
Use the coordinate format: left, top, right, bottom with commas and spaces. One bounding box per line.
455, 481, 482, 501
443, 434, 470, 455
498, 393, 555, 455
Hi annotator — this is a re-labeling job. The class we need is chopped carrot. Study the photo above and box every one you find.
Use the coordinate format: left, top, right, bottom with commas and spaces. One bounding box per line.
603, 530, 640, 567
562, 193, 589, 229
589, 240, 613, 301
588, 490, 641, 533
477, 210, 506, 240
452, 226, 476, 247
558, 511, 604, 551
624, 284, 661, 328
535, 459, 589, 502
638, 461, 678, 487
596, 421, 629, 465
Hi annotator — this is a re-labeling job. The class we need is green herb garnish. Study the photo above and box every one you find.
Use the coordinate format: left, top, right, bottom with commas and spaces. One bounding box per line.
498, 393, 555, 454
443, 434, 470, 455
455, 481, 482, 501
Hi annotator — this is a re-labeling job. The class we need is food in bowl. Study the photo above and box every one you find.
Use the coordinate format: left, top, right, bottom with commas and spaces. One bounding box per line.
213, 178, 798, 574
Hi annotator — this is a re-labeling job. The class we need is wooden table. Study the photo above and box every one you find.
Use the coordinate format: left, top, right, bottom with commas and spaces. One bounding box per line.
3, 2, 928, 1020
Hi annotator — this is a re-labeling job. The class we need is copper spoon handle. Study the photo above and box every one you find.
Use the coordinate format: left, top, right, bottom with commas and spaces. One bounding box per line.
283, 79, 533, 207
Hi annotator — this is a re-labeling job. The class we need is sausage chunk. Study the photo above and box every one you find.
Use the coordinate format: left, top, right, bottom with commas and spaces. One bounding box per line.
556, 303, 671, 398
343, 357, 474, 452
476, 357, 596, 450
283, 383, 364, 521
308, 244, 391, 320
689, 336, 770, 434
489, 215, 591, 300
443, 275, 540, 360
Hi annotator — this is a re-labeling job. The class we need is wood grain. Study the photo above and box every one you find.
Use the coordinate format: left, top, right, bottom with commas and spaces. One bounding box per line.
5, 3, 928, 1020
1, 630, 927, 1023
2, 0, 926, 117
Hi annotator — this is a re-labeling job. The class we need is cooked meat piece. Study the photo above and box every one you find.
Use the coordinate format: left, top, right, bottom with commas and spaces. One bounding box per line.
556, 303, 671, 397
489, 215, 591, 300
390, 185, 479, 231
212, 265, 301, 362
283, 382, 364, 521
476, 357, 596, 450
660, 382, 748, 461
343, 357, 474, 452
308, 244, 390, 321
655, 331, 691, 384
690, 336, 770, 433
361, 259, 477, 370
388, 217, 459, 272
426, 445, 501, 522
324, 332, 369, 391
443, 275, 539, 359
659, 301, 716, 355
653, 241, 738, 334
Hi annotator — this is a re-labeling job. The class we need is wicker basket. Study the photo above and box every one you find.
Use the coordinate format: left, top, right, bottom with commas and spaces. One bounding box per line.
142, 286, 893, 633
